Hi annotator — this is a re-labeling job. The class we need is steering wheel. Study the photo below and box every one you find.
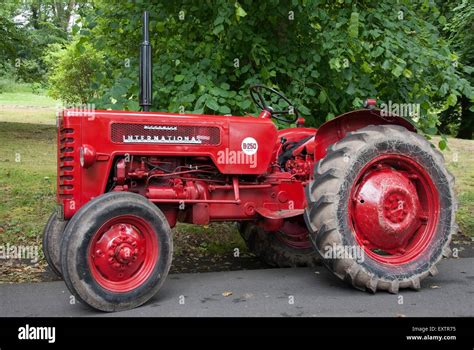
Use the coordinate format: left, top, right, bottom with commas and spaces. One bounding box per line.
249, 84, 300, 124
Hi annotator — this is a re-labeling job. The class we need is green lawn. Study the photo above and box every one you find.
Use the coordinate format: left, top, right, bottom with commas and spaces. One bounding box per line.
0, 91, 58, 251
0, 92, 58, 107
0, 92, 58, 125
0, 123, 56, 254
432, 136, 474, 241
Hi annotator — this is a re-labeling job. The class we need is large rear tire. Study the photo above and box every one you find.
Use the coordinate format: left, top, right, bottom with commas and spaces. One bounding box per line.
239, 219, 320, 267
61, 192, 173, 312
304, 125, 457, 293
42, 211, 67, 278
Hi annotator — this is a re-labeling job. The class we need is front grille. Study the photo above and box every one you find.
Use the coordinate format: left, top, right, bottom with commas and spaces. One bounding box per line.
58, 126, 75, 199
111, 123, 221, 145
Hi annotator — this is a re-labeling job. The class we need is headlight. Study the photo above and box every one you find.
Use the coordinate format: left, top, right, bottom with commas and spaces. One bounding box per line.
79, 144, 96, 168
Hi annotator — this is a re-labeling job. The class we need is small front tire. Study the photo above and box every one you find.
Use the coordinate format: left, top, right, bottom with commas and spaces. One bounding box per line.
60, 192, 173, 312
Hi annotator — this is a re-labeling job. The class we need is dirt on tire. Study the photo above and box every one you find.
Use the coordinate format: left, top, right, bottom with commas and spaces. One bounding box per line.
304, 124, 457, 293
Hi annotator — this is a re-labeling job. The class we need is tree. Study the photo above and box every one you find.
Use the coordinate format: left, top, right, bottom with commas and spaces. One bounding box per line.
45, 40, 104, 104
52, 0, 472, 137
0, 1, 91, 84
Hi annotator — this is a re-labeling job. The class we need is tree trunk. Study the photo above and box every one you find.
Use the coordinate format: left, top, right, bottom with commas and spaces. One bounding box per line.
30, 2, 40, 29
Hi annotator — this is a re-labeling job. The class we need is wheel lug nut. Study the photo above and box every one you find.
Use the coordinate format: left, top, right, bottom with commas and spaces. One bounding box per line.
108, 257, 114, 263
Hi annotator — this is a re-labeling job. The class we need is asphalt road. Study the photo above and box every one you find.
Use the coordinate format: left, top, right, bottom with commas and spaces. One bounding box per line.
0, 258, 472, 317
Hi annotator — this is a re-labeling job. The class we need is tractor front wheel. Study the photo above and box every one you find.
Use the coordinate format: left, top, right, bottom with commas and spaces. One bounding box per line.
42, 211, 67, 278
304, 125, 457, 293
239, 219, 320, 267
60, 192, 173, 312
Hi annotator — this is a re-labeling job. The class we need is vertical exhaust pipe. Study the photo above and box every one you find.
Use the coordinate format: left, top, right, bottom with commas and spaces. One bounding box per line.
139, 11, 152, 111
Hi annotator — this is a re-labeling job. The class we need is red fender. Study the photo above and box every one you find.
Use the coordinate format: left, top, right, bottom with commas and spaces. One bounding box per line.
314, 109, 416, 161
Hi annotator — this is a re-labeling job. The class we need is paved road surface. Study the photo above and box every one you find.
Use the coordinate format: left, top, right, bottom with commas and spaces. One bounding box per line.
0, 258, 472, 317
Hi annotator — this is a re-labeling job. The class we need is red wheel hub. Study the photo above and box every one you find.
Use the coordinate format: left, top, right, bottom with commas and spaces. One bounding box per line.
276, 220, 312, 249
349, 154, 439, 265
88, 216, 158, 292
352, 168, 422, 250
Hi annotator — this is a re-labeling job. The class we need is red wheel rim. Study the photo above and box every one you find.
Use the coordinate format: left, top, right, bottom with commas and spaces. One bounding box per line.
349, 154, 439, 265
276, 220, 312, 249
88, 215, 159, 292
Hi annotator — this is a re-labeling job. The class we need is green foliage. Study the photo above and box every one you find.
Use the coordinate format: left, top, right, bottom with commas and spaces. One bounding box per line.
45, 42, 104, 104
436, 0, 473, 139
0, 1, 87, 84
59, 0, 472, 132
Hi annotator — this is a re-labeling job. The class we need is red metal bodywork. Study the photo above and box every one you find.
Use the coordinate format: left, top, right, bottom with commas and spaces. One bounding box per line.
57, 107, 415, 234
314, 109, 415, 160
57, 109, 313, 229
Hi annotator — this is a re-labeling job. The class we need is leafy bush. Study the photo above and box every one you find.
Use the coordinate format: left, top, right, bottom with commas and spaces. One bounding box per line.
437, 0, 474, 139
45, 41, 104, 104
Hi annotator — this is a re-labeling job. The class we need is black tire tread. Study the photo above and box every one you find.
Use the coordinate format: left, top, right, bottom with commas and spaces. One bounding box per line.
60, 192, 173, 312
42, 211, 67, 278
238, 222, 320, 267
304, 124, 457, 293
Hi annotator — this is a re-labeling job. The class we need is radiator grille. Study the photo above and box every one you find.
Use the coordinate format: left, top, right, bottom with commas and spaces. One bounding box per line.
111, 123, 220, 145
58, 125, 75, 199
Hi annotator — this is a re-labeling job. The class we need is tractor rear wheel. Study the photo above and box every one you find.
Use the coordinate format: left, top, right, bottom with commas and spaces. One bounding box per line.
60, 192, 173, 312
239, 219, 320, 267
42, 211, 67, 278
304, 125, 457, 293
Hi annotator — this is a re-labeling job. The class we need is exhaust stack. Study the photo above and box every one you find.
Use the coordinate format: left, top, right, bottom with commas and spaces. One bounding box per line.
139, 11, 152, 111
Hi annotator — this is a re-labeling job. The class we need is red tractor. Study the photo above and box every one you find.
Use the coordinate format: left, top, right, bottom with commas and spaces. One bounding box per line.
43, 12, 456, 312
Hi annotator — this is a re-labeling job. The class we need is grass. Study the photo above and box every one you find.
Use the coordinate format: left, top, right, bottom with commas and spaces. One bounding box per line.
431, 136, 474, 240
174, 223, 246, 255
0, 92, 58, 107
0, 123, 57, 249
0, 90, 58, 125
